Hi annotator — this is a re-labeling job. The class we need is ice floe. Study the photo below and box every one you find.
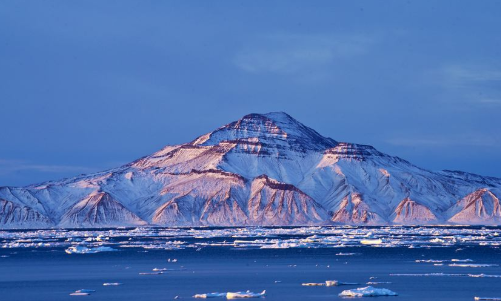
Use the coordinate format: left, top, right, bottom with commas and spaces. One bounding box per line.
449, 264, 498, 268
415, 259, 444, 263
391, 273, 501, 278
302, 280, 358, 287
326, 280, 359, 286
226, 290, 266, 299
193, 292, 227, 298
70, 292, 90, 296
193, 291, 266, 299
65, 246, 116, 254
469, 274, 501, 278
302, 283, 325, 286
139, 272, 163, 275
103, 283, 122, 286
78, 289, 95, 293
339, 286, 398, 297
360, 239, 383, 245
2, 226, 501, 251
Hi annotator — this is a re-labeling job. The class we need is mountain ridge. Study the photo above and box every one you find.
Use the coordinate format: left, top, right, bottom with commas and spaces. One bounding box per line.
1, 112, 501, 228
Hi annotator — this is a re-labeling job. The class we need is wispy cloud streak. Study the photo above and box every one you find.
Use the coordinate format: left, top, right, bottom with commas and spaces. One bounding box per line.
437, 64, 501, 106
0, 159, 96, 175
386, 134, 498, 148
234, 33, 377, 75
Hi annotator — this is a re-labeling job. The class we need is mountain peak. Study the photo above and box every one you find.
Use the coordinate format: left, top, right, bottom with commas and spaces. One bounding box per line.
192, 112, 337, 151
243, 111, 294, 124
2, 111, 501, 228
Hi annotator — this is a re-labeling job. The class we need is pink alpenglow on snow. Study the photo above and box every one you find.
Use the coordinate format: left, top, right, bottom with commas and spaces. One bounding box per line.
1, 112, 501, 228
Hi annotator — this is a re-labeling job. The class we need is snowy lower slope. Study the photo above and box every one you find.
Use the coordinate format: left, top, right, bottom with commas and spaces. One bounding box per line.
1, 112, 501, 228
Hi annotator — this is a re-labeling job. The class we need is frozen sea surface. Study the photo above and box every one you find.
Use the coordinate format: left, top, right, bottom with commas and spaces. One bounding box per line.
1, 226, 501, 300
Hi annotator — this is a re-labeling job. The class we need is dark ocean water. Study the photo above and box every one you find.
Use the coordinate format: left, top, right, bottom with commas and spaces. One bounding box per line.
1, 244, 501, 301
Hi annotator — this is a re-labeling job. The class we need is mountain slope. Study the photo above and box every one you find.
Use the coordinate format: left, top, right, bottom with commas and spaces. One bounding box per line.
1, 112, 500, 228
447, 189, 501, 224
59, 191, 146, 227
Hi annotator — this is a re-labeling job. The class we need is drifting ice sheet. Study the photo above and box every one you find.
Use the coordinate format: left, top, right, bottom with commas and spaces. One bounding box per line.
226, 290, 266, 299
325, 280, 359, 286
70, 292, 90, 296
4, 226, 501, 251
75, 289, 95, 293
65, 246, 116, 254
193, 292, 227, 298
193, 291, 266, 299
449, 264, 498, 268
360, 239, 383, 245
339, 286, 398, 297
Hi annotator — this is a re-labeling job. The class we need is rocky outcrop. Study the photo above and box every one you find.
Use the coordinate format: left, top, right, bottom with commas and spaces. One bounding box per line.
0, 199, 53, 228
248, 175, 327, 225
59, 192, 146, 227
447, 189, 501, 224
392, 198, 438, 224
331, 193, 385, 225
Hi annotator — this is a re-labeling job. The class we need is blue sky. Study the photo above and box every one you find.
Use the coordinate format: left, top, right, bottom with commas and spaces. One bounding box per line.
1, 1, 500, 186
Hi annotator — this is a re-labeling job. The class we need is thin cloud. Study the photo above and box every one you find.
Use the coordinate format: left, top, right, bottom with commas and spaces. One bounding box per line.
386, 134, 498, 148
443, 65, 501, 83
233, 33, 377, 75
0, 159, 96, 175
477, 98, 501, 105
436, 64, 501, 106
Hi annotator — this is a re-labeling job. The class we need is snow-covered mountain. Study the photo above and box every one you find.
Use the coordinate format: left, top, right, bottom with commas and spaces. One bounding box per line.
1, 112, 501, 228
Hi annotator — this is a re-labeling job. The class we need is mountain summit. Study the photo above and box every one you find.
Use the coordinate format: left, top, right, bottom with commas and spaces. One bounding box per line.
192, 112, 337, 151
1, 112, 501, 228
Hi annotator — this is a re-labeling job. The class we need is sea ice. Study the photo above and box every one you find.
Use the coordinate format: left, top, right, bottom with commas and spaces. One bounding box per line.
3, 226, 501, 252
75, 289, 95, 293
103, 283, 122, 286
415, 259, 444, 263
339, 286, 398, 297
325, 280, 359, 286
193, 292, 227, 298
360, 239, 383, 245
70, 292, 90, 296
302, 283, 325, 286
475, 298, 501, 301
226, 290, 266, 299
65, 246, 116, 254
325, 280, 339, 286
449, 264, 498, 268
390, 273, 467, 277
469, 274, 501, 278
139, 272, 163, 275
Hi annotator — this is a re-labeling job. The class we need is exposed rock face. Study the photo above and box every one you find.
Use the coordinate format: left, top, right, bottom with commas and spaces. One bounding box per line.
59, 192, 146, 227
447, 189, 501, 224
1, 112, 501, 228
151, 170, 247, 226
0, 199, 53, 228
248, 175, 327, 225
331, 193, 385, 225
392, 198, 438, 224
